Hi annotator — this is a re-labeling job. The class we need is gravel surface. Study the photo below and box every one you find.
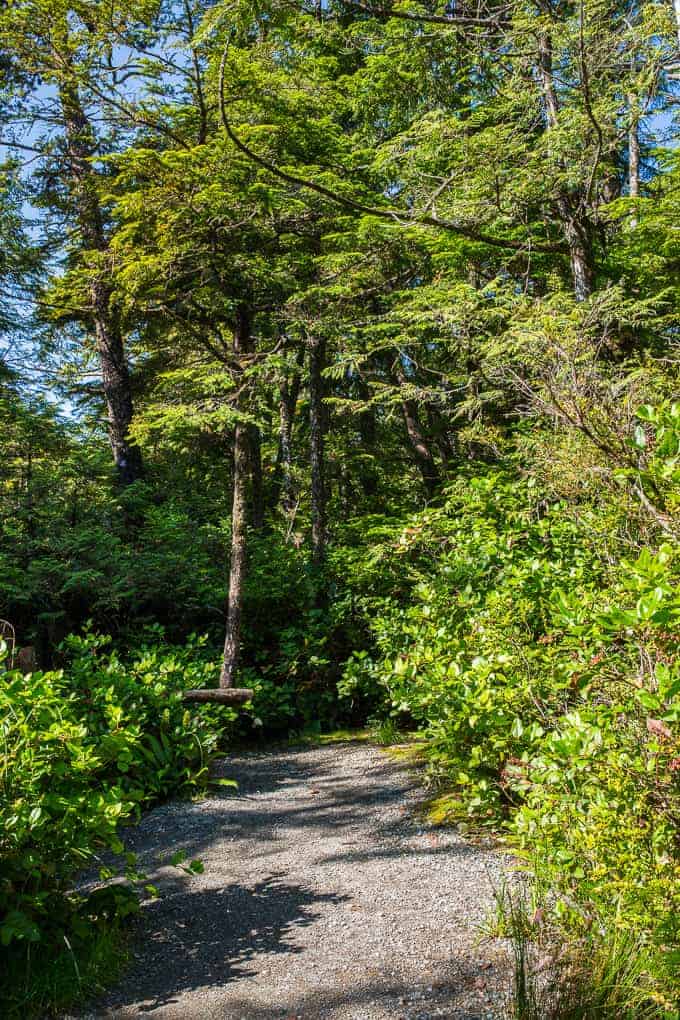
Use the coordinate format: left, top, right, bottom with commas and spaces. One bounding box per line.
77, 742, 513, 1019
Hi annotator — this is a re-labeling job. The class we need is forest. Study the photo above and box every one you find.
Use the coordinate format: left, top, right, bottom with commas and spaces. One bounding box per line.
0, 0, 679, 1016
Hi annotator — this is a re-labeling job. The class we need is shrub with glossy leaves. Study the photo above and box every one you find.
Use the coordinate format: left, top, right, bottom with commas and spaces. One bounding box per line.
339, 469, 680, 1008
0, 632, 232, 955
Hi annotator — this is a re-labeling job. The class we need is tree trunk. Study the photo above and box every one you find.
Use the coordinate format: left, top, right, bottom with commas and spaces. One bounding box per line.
537, 33, 595, 302
220, 305, 253, 688
55, 29, 142, 485
91, 279, 143, 485
395, 363, 440, 498
357, 376, 379, 497
249, 423, 265, 530
273, 346, 303, 514
308, 334, 327, 565
427, 405, 456, 471
562, 217, 595, 302
628, 93, 640, 201
278, 383, 296, 512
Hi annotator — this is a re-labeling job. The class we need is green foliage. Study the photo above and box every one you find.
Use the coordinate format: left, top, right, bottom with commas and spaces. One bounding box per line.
0, 632, 229, 1005
57, 630, 231, 800
341, 472, 604, 811
624, 401, 680, 515
506, 899, 670, 1020
0, 924, 128, 1020
510, 545, 680, 996
338, 459, 680, 1008
1, 0, 680, 1014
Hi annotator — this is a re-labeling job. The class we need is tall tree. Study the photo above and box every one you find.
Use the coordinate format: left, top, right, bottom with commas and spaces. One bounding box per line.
55, 21, 142, 482
0, 1, 151, 483
220, 304, 253, 687
307, 332, 327, 564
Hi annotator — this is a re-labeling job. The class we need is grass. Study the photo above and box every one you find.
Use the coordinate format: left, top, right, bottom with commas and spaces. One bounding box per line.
489, 884, 678, 1020
283, 725, 373, 747
285, 723, 425, 748
316, 727, 373, 745
0, 926, 129, 1019
420, 789, 467, 826
510, 929, 674, 1020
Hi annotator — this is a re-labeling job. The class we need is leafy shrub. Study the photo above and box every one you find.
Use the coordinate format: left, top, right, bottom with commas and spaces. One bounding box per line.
58, 630, 232, 801
0, 630, 232, 1006
242, 673, 298, 733
510, 545, 680, 1000
340, 473, 605, 811
1, 662, 135, 949
339, 467, 680, 1008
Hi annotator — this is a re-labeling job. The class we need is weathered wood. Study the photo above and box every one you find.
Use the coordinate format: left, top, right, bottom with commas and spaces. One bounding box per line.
182, 688, 254, 704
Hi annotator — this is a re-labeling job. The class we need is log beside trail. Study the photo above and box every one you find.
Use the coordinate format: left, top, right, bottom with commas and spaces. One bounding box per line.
182, 688, 253, 704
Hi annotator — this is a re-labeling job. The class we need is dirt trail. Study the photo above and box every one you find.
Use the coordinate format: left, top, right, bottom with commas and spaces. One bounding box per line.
79, 742, 512, 1019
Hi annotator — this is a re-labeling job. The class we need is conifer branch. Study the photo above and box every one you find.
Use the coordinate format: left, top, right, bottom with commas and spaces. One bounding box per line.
217, 42, 568, 255
336, 0, 511, 29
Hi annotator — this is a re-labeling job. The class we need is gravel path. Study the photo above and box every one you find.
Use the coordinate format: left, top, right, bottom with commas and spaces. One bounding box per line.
82, 742, 512, 1019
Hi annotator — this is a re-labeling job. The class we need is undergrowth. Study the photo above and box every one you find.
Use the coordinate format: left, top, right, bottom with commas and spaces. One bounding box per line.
490, 885, 677, 1020
0, 925, 128, 1020
0, 632, 226, 1011
338, 458, 680, 1013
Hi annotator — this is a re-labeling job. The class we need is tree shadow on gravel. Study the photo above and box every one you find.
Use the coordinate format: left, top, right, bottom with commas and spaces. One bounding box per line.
316, 841, 494, 866
218, 972, 503, 1020
119, 752, 423, 868
122, 793, 410, 864
211, 745, 415, 798
107, 960, 507, 1019
80, 748, 510, 1018
97, 874, 349, 1015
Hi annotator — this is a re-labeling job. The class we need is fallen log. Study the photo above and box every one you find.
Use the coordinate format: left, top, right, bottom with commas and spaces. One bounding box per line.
182, 688, 253, 704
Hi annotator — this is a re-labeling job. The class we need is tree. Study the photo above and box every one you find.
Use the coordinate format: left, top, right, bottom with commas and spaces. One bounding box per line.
0, 1, 155, 483
106, 75, 336, 681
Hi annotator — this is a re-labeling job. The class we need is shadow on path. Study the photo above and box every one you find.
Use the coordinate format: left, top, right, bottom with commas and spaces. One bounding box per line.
105, 875, 349, 1014
212, 963, 504, 1020
120, 749, 424, 868
82, 745, 510, 1019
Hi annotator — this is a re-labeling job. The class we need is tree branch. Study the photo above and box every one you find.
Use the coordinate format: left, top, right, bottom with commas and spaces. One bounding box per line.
335, 0, 510, 29
217, 41, 568, 255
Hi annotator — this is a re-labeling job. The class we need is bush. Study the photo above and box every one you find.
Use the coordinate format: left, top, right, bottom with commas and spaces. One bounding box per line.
0, 631, 232, 1012
338, 468, 680, 1009
510, 545, 680, 1000
58, 630, 232, 802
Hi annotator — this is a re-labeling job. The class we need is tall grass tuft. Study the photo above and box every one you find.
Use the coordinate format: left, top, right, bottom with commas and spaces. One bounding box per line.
494, 886, 676, 1020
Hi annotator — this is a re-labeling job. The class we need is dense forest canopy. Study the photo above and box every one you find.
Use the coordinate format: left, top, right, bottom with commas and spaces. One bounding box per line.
0, 0, 679, 1015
